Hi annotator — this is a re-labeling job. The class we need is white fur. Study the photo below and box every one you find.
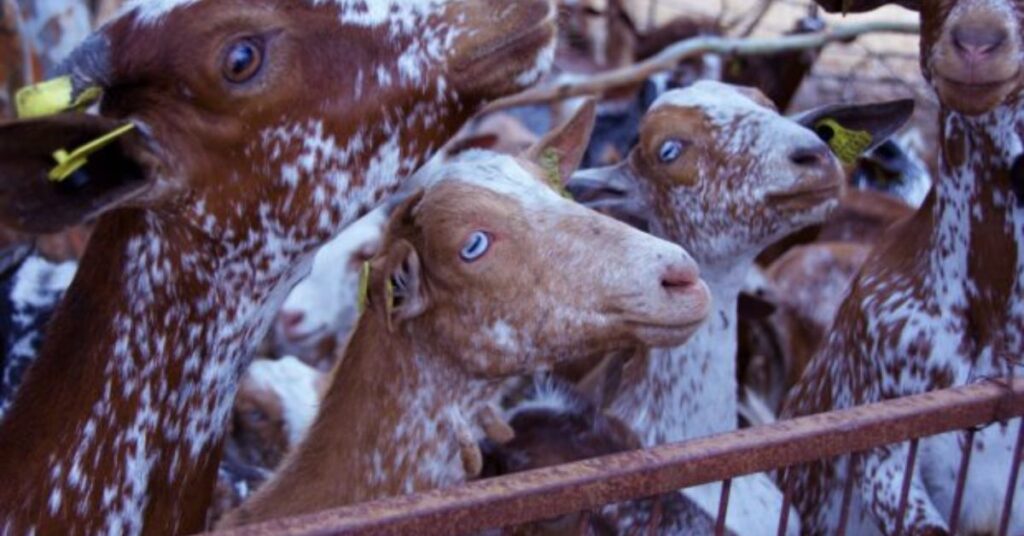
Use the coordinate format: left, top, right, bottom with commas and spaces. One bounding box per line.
244, 357, 322, 446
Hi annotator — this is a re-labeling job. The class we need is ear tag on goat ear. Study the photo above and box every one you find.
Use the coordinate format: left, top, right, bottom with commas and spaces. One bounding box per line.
540, 148, 572, 199
15, 76, 101, 119
357, 262, 371, 314
814, 118, 873, 166
384, 276, 396, 329
49, 123, 136, 182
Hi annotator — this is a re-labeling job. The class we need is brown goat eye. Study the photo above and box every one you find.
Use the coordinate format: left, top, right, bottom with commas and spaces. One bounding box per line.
223, 39, 263, 83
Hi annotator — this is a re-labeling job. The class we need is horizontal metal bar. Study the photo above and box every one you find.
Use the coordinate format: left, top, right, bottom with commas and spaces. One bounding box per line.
208, 379, 1024, 536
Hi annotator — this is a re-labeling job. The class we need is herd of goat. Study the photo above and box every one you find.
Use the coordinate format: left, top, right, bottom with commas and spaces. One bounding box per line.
0, 0, 1021, 534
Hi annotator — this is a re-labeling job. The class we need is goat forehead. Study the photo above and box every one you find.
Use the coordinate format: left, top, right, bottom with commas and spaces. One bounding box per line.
124, 0, 452, 26
418, 151, 568, 211
652, 82, 773, 126
651, 82, 807, 154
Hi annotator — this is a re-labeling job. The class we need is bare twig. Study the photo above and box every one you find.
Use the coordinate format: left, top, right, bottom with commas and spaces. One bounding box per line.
646, 0, 658, 32
733, 0, 776, 38
483, 19, 920, 113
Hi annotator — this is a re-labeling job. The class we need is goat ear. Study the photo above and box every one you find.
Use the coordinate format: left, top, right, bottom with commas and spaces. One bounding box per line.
810, 0, 920, 13
373, 240, 428, 332
524, 99, 597, 189
793, 99, 915, 165
733, 85, 779, 112
446, 133, 500, 157
0, 113, 160, 234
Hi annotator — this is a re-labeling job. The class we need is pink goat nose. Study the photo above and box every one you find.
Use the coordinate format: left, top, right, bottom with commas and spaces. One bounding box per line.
661, 260, 701, 292
953, 24, 1007, 62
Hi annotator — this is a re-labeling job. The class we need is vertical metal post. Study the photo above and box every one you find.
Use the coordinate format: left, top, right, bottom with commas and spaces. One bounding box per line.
716, 479, 732, 536
777, 467, 792, 536
837, 453, 859, 536
948, 428, 977, 535
646, 495, 663, 536
999, 419, 1024, 536
894, 439, 920, 536
577, 510, 593, 536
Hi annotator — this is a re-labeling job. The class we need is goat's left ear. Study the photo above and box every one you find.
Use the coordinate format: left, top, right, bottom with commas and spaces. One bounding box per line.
793, 99, 915, 165
0, 113, 163, 234
523, 99, 598, 189
372, 239, 428, 332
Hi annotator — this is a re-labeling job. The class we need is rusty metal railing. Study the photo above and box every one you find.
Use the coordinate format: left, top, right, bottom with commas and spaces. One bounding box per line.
210, 379, 1024, 536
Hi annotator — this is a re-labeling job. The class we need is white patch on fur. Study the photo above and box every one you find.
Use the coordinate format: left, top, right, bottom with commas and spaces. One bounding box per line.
9, 257, 76, 311
506, 376, 585, 420
514, 40, 556, 88
122, 0, 200, 23
244, 357, 322, 446
276, 207, 388, 355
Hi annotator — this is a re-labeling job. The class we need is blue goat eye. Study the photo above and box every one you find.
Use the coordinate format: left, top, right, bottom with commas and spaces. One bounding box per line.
659, 139, 686, 163
460, 231, 490, 262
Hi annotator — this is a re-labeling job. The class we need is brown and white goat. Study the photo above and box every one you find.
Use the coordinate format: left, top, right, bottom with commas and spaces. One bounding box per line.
784, 0, 1024, 534
0, 1, 557, 533
218, 104, 711, 527
570, 80, 912, 535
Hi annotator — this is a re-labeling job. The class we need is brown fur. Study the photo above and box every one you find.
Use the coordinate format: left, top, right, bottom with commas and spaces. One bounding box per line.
220, 105, 711, 528
787, 1, 1024, 533
0, 2, 557, 533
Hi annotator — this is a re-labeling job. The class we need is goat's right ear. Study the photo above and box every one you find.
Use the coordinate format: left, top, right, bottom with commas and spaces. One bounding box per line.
0, 113, 160, 234
371, 240, 428, 332
810, 0, 919, 13
523, 99, 598, 190
793, 99, 915, 165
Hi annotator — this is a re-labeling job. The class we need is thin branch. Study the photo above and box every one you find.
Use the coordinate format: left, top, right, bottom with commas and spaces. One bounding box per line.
733, 0, 776, 38
483, 19, 920, 113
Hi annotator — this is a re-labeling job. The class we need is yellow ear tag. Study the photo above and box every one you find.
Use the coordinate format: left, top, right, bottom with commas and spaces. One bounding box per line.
15, 76, 102, 119
357, 261, 371, 314
814, 118, 873, 166
384, 276, 395, 316
540, 148, 572, 199
49, 123, 136, 182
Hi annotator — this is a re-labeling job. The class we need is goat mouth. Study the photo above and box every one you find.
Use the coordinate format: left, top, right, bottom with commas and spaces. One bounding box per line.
626, 319, 707, 345
937, 74, 1015, 92
766, 183, 841, 209
935, 70, 1019, 92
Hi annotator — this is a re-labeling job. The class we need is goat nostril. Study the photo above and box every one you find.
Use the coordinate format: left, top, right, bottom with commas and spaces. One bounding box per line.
952, 25, 1007, 59
789, 146, 830, 168
661, 263, 699, 292
280, 311, 304, 329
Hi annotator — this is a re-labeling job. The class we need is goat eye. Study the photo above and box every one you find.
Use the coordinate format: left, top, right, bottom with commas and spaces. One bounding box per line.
459, 231, 491, 263
658, 139, 686, 163
223, 39, 263, 84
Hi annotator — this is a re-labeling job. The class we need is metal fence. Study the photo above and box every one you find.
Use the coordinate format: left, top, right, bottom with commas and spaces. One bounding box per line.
208, 379, 1024, 536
